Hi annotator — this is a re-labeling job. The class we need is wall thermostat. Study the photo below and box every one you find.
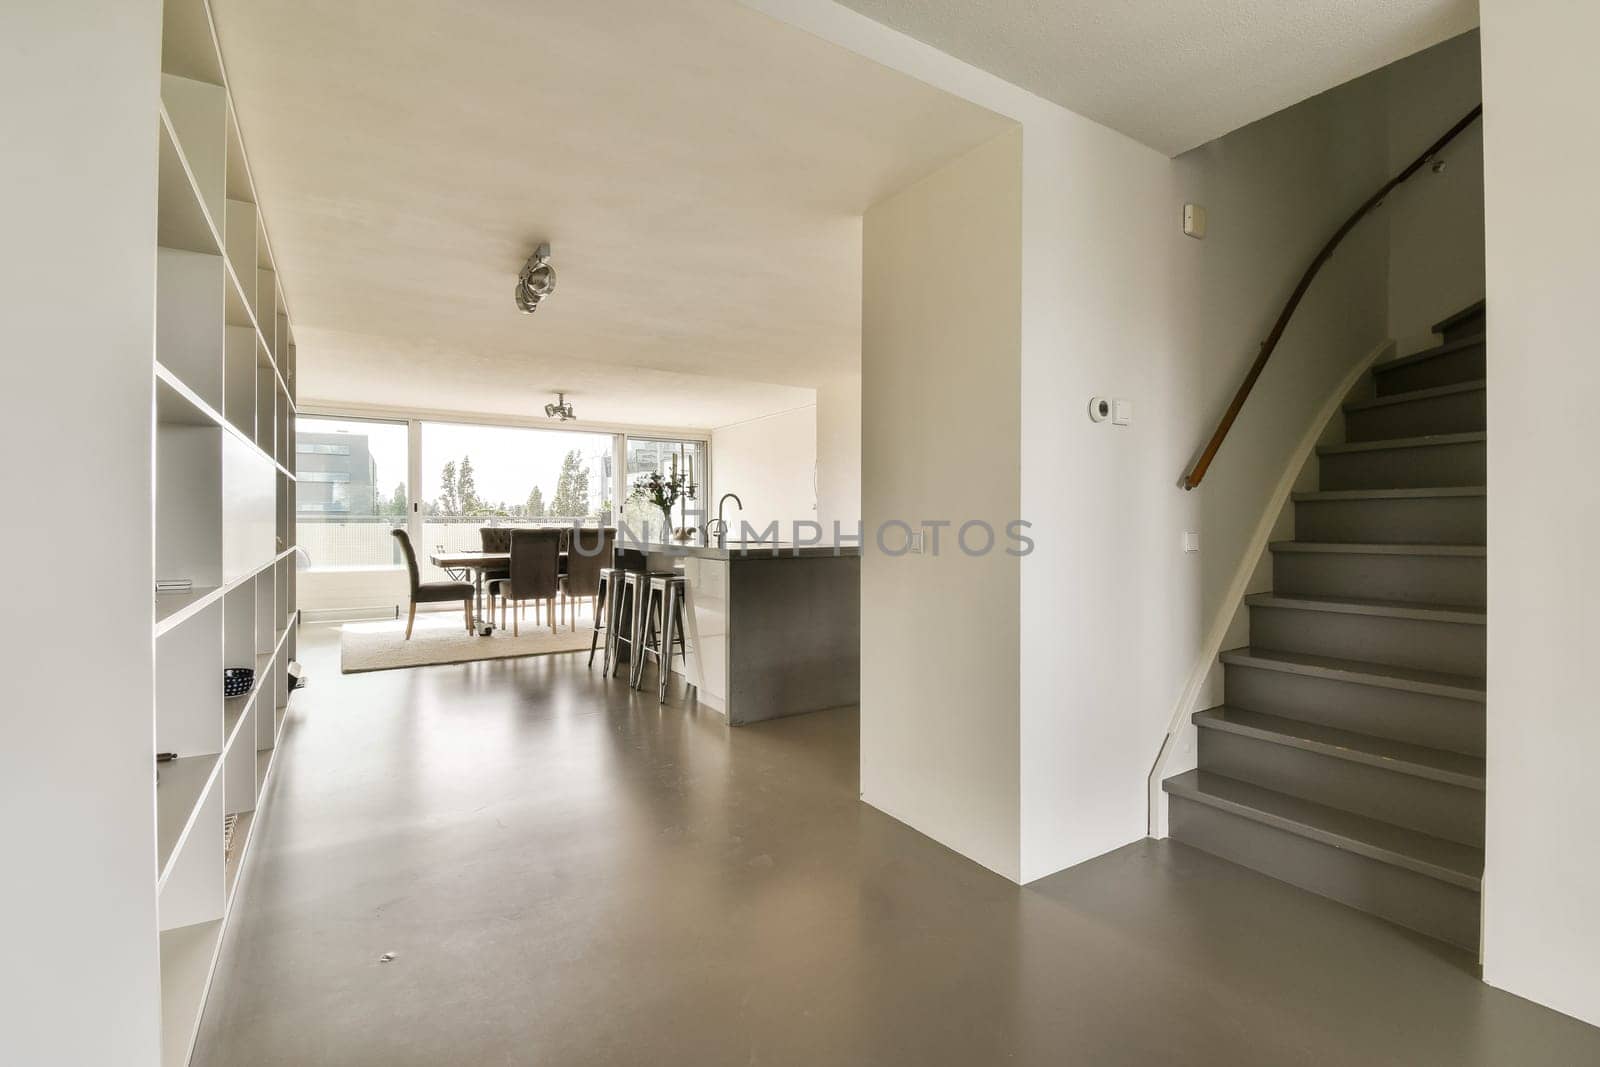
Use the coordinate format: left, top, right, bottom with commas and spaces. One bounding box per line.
1183, 203, 1207, 239
1088, 396, 1111, 422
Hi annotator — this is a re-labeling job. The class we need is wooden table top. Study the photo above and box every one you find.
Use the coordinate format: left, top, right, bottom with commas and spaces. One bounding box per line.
429, 551, 510, 568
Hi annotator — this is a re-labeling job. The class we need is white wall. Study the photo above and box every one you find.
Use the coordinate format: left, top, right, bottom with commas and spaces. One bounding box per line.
711, 404, 818, 535
0, 1, 163, 1062
815, 372, 863, 532
1384, 31, 1485, 347
1479, 0, 1600, 1029
756, 0, 1421, 882
862, 128, 1024, 880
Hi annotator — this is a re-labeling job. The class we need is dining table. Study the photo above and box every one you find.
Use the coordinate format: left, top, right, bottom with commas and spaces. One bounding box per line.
428, 549, 518, 634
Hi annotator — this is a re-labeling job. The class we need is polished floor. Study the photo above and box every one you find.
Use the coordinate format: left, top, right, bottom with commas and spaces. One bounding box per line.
194, 624, 1600, 1066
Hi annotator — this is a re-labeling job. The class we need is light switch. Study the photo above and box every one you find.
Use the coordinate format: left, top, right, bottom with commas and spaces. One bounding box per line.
1112, 399, 1133, 426
909, 530, 924, 554
1183, 531, 1200, 553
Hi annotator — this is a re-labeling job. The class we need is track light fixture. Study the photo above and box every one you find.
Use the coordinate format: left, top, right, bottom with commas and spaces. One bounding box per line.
516, 242, 557, 314
544, 392, 576, 422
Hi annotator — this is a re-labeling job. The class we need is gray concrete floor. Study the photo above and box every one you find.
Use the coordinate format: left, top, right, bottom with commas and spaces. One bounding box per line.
194, 623, 1600, 1066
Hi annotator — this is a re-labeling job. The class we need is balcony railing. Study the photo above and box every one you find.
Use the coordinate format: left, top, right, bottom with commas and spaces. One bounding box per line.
297, 514, 603, 580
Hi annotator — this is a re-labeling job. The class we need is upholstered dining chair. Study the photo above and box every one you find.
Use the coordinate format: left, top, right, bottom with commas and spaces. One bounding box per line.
562, 527, 615, 626
391, 528, 475, 639
488, 528, 562, 636
478, 526, 514, 621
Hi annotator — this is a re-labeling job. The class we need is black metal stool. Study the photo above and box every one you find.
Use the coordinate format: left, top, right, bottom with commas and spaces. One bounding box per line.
633, 573, 691, 702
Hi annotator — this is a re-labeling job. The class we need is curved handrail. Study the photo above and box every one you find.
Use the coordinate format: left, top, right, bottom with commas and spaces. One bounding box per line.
1180, 104, 1483, 491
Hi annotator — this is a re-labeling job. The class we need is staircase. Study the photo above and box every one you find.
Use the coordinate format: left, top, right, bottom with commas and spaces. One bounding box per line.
1164, 300, 1487, 951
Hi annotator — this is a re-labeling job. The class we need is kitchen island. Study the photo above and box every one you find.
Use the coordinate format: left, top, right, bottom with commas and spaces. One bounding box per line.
637, 540, 860, 724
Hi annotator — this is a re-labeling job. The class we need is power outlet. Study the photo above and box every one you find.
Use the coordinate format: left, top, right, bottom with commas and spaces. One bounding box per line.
909, 531, 925, 554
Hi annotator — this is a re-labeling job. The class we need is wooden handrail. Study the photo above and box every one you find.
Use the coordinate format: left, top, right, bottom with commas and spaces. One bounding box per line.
1180, 104, 1483, 491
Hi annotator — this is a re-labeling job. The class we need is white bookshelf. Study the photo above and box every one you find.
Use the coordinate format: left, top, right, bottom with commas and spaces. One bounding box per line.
151, 1, 299, 1063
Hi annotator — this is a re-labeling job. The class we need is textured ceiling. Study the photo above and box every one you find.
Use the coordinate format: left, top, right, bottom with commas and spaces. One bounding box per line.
211, 0, 1012, 428
835, 0, 1478, 155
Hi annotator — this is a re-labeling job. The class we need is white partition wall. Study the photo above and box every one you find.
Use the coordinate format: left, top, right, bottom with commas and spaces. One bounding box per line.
3, 0, 307, 1062
2, 2, 164, 1063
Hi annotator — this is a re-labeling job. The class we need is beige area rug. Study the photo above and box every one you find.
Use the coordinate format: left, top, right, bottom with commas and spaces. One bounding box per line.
340, 610, 596, 673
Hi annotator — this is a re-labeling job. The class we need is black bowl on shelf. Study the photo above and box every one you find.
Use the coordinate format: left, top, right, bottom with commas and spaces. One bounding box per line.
224, 667, 254, 699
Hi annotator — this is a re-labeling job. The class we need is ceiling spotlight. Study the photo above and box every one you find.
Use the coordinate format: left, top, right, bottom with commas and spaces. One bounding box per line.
516, 242, 557, 314
544, 392, 576, 422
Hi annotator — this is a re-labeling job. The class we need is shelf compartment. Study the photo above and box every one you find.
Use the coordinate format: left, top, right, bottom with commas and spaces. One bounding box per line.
156, 598, 223, 759
254, 342, 276, 456
223, 198, 257, 320
257, 267, 278, 355
223, 325, 257, 438
160, 0, 223, 85
256, 746, 275, 800
224, 703, 258, 814
276, 470, 292, 553
159, 74, 224, 228
159, 774, 223, 931
254, 651, 277, 746
275, 378, 291, 468
222, 432, 276, 584
159, 917, 223, 1067
156, 403, 222, 592
157, 115, 219, 257
225, 106, 255, 206
222, 580, 257, 679
156, 753, 218, 879
156, 247, 225, 411
224, 809, 256, 904
254, 568, 275, 656
155, 584, 221, 632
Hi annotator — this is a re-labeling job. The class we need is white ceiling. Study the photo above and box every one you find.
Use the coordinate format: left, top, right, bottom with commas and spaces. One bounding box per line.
211, 0, 1012, 429
835, 0, 1479, 156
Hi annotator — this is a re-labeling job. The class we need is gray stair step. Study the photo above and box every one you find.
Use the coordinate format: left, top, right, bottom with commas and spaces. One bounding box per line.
1222, 647, 1484, 756
1317, 432, 1485, 490
1193, 706, 1483, 788
1293, 486, 1485, 544
1219, 647, 1485, 701
1246, 593, 1485, 676
1269, 541, 1485, 607
1434, 299, 1486, 343
1344, 379, 1484, 441
1373, 334, 1485, 395
1164, 770, 1481, 887
1164, 770, 1482, 948
1194, 707, 1484, 845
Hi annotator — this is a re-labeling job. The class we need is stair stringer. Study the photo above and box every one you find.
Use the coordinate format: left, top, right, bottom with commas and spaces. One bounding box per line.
1147, 339, 1394, 837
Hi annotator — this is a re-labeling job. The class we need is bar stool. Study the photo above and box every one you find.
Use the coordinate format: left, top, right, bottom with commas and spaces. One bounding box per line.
633, 574, 692, 703
608, 571, 653, 681
590, 566, 621, 670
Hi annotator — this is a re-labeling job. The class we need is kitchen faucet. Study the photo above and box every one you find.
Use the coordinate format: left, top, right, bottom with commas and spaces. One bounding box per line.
705, 493, 743, 547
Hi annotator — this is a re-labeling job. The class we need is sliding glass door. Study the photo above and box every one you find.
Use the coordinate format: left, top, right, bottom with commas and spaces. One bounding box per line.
294, 412, 710, 601
294, 415, 409, 570
418, 421, 615, 580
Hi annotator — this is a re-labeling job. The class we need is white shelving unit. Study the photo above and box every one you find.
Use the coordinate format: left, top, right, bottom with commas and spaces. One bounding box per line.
152, 1, 299, 1063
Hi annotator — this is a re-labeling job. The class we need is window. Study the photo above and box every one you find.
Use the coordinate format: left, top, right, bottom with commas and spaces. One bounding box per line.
418, 421, 615, 580
295, 416, 408, 569
622, 437, 708, 537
